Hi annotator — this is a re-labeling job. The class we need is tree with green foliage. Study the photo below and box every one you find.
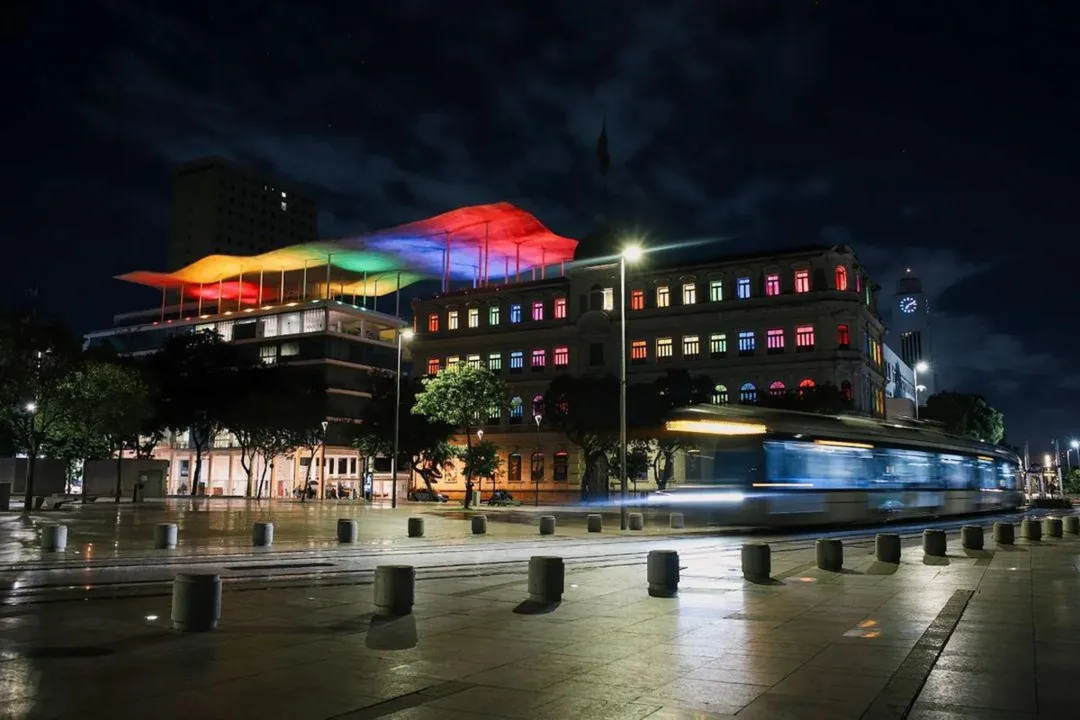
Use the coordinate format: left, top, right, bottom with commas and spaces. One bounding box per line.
1064, 468, 1080, 495
353, 371, 457, 495
463, 440, 503, 498
412, 364, 506, 498
543, 374, 619, 500
921, 391, 1005, 445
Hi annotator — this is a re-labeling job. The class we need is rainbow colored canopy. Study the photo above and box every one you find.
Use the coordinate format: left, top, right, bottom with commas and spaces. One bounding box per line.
118, 202, 578, 300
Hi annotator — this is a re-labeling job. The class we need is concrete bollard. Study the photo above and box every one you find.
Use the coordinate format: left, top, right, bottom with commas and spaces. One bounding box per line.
407, 517, 425, 538
628, 513, 644, 531
875, 533, 901, 563
1064, 516, 1079, 535
1020, 519, 1041, 541
539, 515, 556, 535
337, 519, 358, 543
923, 529, 947, 557
993, 522, 1015, 545
1043, 517, 1063, 538
527, 556, 565, 603
741, 543, 771, 582
587, 514, 603, 533
471, 515, 487, 535
816, 538, 843, 572
669, 512, 685, 529
647, 550, 680, 597
42, 524, 68, 552
154, 523, 178, 550
252, 521, 274, 547
373, 565, 415, 616
171, 573, 222, 632
961, 525, 984, 551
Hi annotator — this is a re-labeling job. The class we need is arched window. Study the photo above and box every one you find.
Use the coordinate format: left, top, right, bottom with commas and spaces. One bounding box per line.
553, 452, 569, 482
835, 265, 848, 291
769, 381, 786, 397
712, 384, 729, 404
798, 378, 815, 398
531, 452, 544, 482
509, 396, 523, 422
841, 380, 853, 401
532, 394, 544, 418
740, 383, 757, 404
508, 453, 522, 482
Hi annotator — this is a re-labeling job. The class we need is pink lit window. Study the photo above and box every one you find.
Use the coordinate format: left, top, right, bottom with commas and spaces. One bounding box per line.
531, 301, 544, 321
554, 297, 567, 319
794, 269, 810, 293
554, 346, 569, 366
765, 274, 780, 296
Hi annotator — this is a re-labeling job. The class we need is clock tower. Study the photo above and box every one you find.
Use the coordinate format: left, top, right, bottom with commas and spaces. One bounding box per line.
892, 269, 934, 396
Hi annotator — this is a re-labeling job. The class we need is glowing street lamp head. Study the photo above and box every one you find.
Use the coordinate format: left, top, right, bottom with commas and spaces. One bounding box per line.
1071, 439, 1079, 450
401, 328, 415, 342
914, 361, 929, 373
24, 402, 37, 413
621, 245, 644, 262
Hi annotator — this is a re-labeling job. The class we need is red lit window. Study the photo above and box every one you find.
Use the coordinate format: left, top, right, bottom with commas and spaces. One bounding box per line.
554, 297, 567, 319
837, 324, 850, 348
798, 378, 815, 397
795, 325, 815, 349
532, 301, 544, 321
631, 289, 645, 310
766, 328, 785, 350
835, 266, 848, 291
531, 348, 547, 368
765, 274, 781, 296
426, 358, 440, 375
427, 313, 439, 332
554, 346, 569, 366
794, 269, 810, 293
630, 340, 647, 362
856, 273, 862, 292
841, 380, 853, 401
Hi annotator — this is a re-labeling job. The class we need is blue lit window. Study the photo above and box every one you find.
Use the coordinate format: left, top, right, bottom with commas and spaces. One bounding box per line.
510, 304, 522, 323
738, 331, 755, 355
737, 277, 751, 299
509, 351, 524, 372
740, 383, 757, 403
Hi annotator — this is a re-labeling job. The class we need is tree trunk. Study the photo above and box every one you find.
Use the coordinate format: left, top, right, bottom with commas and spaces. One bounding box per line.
21, 442, 36, 514
192, 443, 203, 496
114, 443, 124, 503
464, 426, 474, 502
240, 446, 254, 498
256, 458, 272, 499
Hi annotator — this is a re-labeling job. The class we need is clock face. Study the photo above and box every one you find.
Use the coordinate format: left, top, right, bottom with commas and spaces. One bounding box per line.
900, 296, 917, 314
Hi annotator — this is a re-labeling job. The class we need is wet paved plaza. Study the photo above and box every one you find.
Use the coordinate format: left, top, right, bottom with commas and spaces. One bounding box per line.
0, 502, 1078, 719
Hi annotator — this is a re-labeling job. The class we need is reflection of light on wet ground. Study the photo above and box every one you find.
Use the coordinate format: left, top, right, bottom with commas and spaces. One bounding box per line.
797, 577, 816, 583
844, 627, 882, 638
857, 619, 878, 628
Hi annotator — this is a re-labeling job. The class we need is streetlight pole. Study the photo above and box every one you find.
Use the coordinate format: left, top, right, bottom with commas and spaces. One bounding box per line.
618, 245, 643, 531
391, 328, 414, 509
533, 413, 542, 507
913, 361, 929, 420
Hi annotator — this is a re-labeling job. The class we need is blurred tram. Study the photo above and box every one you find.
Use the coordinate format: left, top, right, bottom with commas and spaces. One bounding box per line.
647, 404, 1022, 526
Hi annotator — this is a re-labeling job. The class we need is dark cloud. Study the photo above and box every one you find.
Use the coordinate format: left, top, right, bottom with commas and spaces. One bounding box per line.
2, 0, 1078, 447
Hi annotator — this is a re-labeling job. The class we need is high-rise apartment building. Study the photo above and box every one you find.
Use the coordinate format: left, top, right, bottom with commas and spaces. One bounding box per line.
167, 156, 318, 270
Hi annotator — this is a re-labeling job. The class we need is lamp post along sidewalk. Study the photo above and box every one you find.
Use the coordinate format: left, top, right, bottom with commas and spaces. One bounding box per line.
619, 245, 643, 530
392, 328, 415, 509
913, 361, 929, 420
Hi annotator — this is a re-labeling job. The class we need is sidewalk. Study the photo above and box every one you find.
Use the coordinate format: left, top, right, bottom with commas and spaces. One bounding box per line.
1, 522, 1077, 719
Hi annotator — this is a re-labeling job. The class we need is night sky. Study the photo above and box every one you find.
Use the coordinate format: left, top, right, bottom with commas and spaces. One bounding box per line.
2, 0, 1076, 450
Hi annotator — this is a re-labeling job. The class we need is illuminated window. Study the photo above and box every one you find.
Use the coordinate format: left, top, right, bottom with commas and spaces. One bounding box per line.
840, 379, 853, 401
531, 348, 547, 369
510, 398, 523, 420
467, 354, 482, 368
467, 307, 479, 328
798, 378, 815, 397
302, 309, 324, 332
656, 286, 670, 308
532, 394, 545, 417
795, 325, 815, 350
427, 313, 439, 332
682, 335, 700, 358
280, 342, 299, 357
765, 274, 780, 296
712, 384, 728, 404
489, 305, 500, 325
837, 324, 850, 348
260, 345, 277, 365
508, 452, 522, 479
766, 328, 785, 353
631, 289, 645, 310
553, 452, 569, 482
835, 266, 848, 291
488, 353, 502, 372
601, 288, 614, 311
656, 337, 673, 359
738, 331, 755, 355
554, 297, 567, 319
709, 280, 723, 302
769, 381, 786, 397
740, 383, 757, 403
448, 310, 459, 330
682, 283, 696, 305
531, 452, 544, 482
261, 315, 278, 338
531, 301, 544, 321
447, 355, 460, 368
630, 340, 647, 363
554, 346, 569, 367
509, 351, 523, 372
487, 405, 501, 423
856, 274, 862, 293
709, 333, 727, 357
510, 304, 522, 323
737, 277, 751, 299
794, 269, 810, 293
426, 358, 440, 375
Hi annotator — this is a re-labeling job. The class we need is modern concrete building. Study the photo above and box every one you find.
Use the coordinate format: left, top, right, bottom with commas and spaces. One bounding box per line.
411, 244, 889, 501
168, 156, 318, 270
884, 343, 916, 419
